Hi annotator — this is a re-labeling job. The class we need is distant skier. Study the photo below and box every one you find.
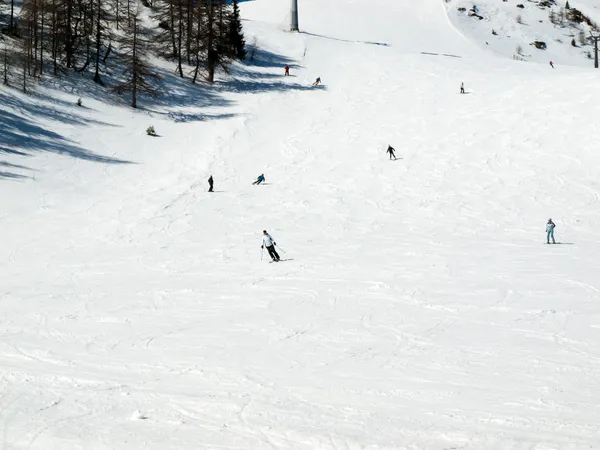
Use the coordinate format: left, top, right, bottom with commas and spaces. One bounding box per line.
284, 65, 290, 76
261, 230, 280, 262
387, 145, 397, 160
549, 61, 554, 69
460, 82, 465, 94
312, 77, 321, 86
546, 218, 556, 244
208, 175, 214, 192
253, 174, 265, 185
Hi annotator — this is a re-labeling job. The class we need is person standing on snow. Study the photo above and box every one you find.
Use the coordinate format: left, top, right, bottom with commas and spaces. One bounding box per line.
460, 82, 465, 94
261, 230, 280, 262
312, 77, 321, 86
549, 61, 554, 69
387, 145, 397, 160
284, 65, 290, 76
208, 175, 214, 192
253, 174, 265, 185
546, 219, 556, 244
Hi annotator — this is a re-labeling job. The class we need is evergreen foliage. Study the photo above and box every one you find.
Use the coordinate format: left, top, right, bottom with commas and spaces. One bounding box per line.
228, 0, 246, 61
0, 0, 248, 102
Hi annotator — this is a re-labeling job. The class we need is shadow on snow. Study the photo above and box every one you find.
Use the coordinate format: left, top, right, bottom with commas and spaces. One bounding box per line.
0, 91, 133, 175
300, 31, 390, 47
0, 45, 312, 180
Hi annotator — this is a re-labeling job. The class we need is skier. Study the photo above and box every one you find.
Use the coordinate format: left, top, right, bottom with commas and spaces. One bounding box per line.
549, 61, 554, 69
460, 82, 465, 94
284, 65, 290, 76
253, 174, 265, 185
208, 175, 214, 192
546, 218, 556, 244
387, 145, 397, 160
261, 230, 280, 262
312, 77, 321, 86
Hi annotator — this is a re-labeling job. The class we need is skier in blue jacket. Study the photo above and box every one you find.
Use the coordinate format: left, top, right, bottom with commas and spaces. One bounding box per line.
253, 174, 265, 185
546, 219, 556, 244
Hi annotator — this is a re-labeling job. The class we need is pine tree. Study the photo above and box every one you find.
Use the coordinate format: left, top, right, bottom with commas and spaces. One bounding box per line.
204, 0, 237, 82
114, 9, 161, 108
93, 0, 110, 84
565, 1, 570, 9
228, 0, 246, 61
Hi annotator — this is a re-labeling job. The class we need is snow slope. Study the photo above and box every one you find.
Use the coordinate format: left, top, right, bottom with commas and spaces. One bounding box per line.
448, 0, 600, 66
2, 0, 600, 448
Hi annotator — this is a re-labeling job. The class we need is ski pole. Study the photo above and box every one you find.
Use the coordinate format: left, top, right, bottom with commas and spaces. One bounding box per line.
275, 245, 286, 253
261, 247, 264, 260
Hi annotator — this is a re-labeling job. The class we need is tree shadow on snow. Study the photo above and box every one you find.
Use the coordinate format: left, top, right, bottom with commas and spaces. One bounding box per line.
0, 89, 117, 128
246, 48, 303, 70
0, 170, 31, 181
1, 160, 36, 171
0, 105, 133, 175
215, 78, 317, 94
0, 45, 311, 182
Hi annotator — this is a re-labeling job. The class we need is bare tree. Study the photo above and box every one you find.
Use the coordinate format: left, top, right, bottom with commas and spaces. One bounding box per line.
2, 37, 11, 85
114, 8, 161, 108
93, 0, 109, 83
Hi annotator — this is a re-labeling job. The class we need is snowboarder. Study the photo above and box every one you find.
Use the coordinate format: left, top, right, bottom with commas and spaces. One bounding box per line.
549, 61, 554, 69
546, 218, 556, 244
387, 145, 397, 160
208, 175, 214, 192
284, 65, 290, 76
261, 230, 280, 262
460, 82, 465, 94
312, 77, 321, 86
253, 174, 265, 185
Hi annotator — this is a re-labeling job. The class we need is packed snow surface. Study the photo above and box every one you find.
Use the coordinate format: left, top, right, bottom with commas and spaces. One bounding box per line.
2, 0, 600, 448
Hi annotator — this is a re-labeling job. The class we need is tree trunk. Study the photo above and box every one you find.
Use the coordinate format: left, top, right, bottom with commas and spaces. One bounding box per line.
169, 0, 177, 58
206, 3, 215, 82
3, 42, 8, 85
52, 0, 57, 74
177, 0, 183, 77
132, 17, 137, 108
192, 2, 202, 83
40, 0, 44, 74
33, 0, 39, 76
94, 0, 102, 83
10, 0, 15, 31
186, 0, 192, 65
66, 0, 74, 68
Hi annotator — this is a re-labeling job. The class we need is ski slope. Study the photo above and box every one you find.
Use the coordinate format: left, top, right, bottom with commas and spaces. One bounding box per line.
2, 0, 600, 448
448, 0, 600, 67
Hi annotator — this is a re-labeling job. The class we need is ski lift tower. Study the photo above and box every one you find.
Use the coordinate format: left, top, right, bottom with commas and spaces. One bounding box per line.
291, 0, 299, 32
589, 31, 600, 68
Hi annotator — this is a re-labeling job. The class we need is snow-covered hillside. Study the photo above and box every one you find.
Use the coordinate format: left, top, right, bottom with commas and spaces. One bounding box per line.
449, 0, 600, 66
2, 0, 600, 448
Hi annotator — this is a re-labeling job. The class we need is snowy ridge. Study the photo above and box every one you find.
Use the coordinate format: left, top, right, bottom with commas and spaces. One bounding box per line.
447, 0, 600, 66
1, 0, 600, 448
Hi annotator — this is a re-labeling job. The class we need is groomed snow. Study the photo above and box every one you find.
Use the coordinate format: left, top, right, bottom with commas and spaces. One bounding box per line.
1, 0, 600, 448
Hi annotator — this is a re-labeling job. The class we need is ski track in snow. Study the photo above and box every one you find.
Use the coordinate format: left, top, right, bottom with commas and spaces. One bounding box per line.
1, 0, 600, 448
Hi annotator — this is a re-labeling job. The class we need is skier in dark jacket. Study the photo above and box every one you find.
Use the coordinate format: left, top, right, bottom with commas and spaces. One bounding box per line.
387, 145, 397, 160
253, 174, 265, 185
261, 230, 280, 262
208, 175, 214, 192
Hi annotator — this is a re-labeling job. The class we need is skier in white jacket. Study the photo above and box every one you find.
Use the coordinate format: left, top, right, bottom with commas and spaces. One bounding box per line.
261, 230, 280, 262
